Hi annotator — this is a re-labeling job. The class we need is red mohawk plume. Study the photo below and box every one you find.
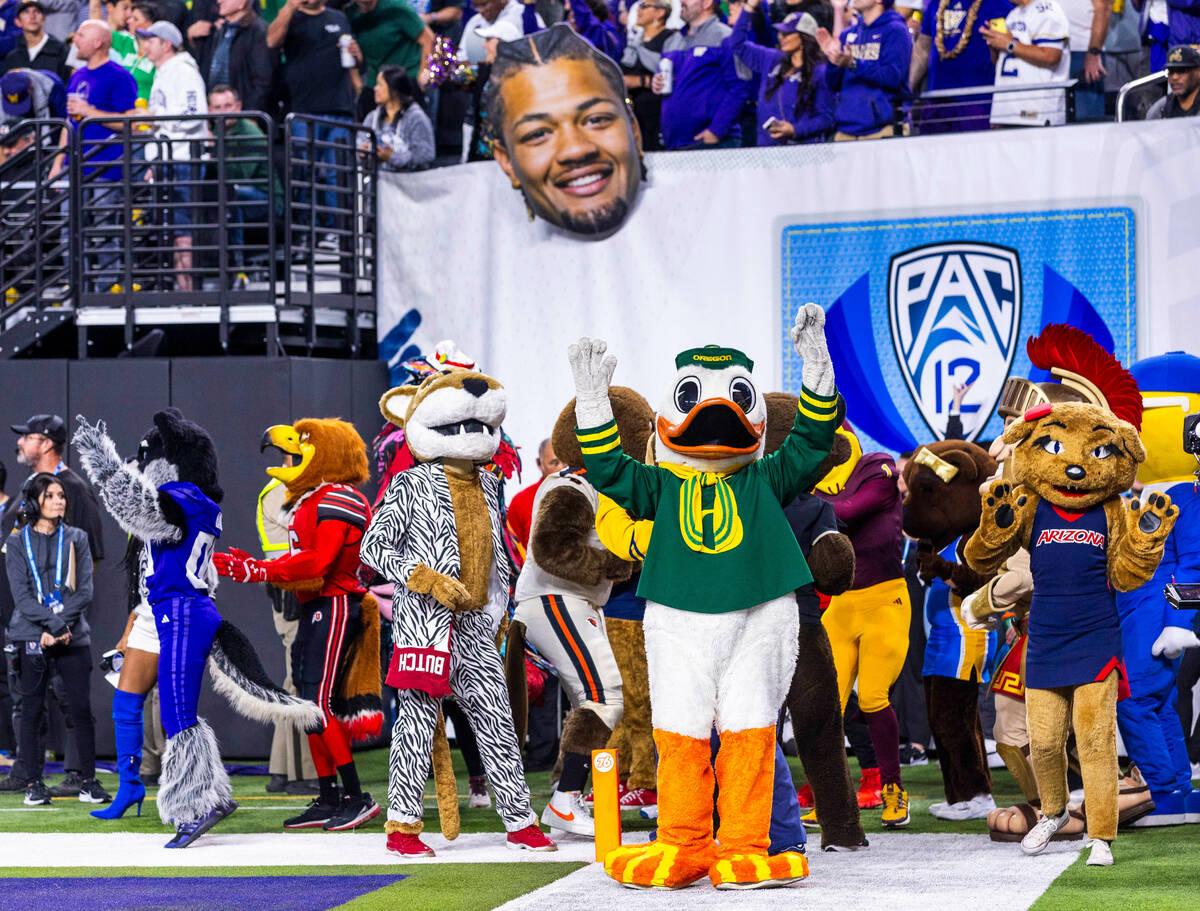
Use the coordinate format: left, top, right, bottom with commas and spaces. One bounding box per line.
1025, 324, 1142, 430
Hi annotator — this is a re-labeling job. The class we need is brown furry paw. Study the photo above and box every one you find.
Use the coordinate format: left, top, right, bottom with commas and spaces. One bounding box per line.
603, 552, 634, 582
978, 480, 1028, 547
1128, 493, 1178, 544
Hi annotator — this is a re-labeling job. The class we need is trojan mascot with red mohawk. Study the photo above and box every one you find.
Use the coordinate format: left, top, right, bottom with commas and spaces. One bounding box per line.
965, 325, 1177, 867
214, 419, 384, 833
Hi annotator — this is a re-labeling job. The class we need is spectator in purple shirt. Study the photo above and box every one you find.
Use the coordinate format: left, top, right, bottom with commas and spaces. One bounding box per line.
651, 0, 754, 149
731, 0, 834, 143
566, 0, 623, 58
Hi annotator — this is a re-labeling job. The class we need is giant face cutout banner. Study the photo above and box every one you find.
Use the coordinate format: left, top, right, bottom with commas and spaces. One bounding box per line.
485, 23, 645, 240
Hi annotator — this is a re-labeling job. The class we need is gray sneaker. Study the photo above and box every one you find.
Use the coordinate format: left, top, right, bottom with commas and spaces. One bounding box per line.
1020, 809, 1070, 855
48, 771, 83, 797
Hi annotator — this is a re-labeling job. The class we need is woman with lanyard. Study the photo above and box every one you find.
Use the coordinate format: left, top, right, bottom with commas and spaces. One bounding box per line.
3, 472, 108, 806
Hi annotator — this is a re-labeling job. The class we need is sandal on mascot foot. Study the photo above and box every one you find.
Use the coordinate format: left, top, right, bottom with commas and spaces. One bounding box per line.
987, 804, 1085, 843
1115, 766, 1156, 826
708, 851, 809, 890
604, 842, 716, 890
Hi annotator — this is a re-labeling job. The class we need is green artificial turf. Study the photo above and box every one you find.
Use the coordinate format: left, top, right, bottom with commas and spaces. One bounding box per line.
1030, 829, 1200, 911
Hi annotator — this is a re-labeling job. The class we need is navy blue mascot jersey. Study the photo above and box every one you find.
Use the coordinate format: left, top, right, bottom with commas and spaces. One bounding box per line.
923, 537, 997, 682
1027, 499, 1123, 689
146, 481, 223, 604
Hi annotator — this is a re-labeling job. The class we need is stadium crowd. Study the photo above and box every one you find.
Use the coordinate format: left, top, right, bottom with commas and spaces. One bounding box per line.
0, 0, 1196, 170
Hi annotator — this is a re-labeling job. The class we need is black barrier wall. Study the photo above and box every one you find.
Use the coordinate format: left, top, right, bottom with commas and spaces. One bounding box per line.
0, 357, 389, 758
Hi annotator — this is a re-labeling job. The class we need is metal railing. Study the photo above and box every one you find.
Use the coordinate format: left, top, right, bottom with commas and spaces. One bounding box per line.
284, 114, 379, 357
1116, 71, 1168, 122
913, 79, 1079, 134
0, 118, 73, 355
0, 111, 378, 358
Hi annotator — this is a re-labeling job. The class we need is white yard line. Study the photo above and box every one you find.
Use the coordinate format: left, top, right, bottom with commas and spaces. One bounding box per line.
497, 833, 1082, 911
0, 830, 646, 866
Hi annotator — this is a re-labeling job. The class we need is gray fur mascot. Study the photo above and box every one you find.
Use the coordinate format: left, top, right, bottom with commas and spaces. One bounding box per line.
75, 409, 322, 847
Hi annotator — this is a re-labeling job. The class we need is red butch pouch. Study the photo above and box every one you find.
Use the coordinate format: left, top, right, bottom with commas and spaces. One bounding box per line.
387, 625, 453, 697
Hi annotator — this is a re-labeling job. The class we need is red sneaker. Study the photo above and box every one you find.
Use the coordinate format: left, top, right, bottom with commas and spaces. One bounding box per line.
507, 824, 558, 852
619, 787, 657, 809
584, 783, 627, 806
386, 832, 435, 857
797, 783, 814, 809
857, 768, 883, 810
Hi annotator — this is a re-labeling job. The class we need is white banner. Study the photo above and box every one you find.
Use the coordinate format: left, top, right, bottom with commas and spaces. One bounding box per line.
379, 121, 1200, 461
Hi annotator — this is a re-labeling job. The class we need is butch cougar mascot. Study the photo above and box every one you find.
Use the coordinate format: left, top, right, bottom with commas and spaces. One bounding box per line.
360, 369, 557, 857
74, 410, 322, 848
569, 303, 839, 890
964, 325, 1177, 866
214, 419, 384, 833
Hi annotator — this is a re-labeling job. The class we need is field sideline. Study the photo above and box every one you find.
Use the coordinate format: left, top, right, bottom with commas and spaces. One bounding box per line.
1, 748, 1196, 910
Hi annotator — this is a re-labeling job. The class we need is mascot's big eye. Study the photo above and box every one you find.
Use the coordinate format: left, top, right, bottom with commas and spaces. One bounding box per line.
1091, 443, 1116, 459
729, 378, 756, 414
1038, 437, 1064, 455
674, 376, 701, 413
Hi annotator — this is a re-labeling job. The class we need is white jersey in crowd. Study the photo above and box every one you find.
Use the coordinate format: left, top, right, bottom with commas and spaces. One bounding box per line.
1056, 0, 1096, 50
990, 0, 1070, 127
148, 51, 208, 159
458, 0, 543, 64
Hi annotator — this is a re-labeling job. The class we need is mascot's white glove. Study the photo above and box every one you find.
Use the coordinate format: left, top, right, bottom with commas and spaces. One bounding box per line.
568, 337, 617, 429
1151, 625, 1200, 660
790, 303, 835, 397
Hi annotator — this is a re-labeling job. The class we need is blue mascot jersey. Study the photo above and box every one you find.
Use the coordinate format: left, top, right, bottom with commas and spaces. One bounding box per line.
146, 481, 223, 604
1116, 480, 1200, 682
1027, 498, 1123, 689
922, 537, 997, 682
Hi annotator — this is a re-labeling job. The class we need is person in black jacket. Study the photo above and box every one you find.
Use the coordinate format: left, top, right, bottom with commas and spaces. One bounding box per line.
4, 473, 109, 807
1, 0, 70, 82
191, 0, 276, 112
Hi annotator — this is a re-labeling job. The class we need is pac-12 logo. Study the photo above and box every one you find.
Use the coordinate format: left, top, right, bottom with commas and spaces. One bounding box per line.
888, 242, 1021, 441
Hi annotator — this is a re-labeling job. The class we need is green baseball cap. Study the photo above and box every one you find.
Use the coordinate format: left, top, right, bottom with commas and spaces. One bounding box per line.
675, 345, 754, 372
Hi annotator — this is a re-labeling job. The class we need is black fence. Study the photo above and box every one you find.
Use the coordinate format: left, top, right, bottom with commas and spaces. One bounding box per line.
912, 79, 1079, 135
0, 111, 378, 359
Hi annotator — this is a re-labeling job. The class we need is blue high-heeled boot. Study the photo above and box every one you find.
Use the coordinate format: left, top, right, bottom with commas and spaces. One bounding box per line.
91, 690, 148, 820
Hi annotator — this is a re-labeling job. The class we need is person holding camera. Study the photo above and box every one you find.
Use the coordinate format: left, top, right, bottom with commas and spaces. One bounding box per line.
4, 473, 109, 806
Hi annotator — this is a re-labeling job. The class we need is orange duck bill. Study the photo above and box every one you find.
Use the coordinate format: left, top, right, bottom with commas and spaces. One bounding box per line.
658, 399, 764, 458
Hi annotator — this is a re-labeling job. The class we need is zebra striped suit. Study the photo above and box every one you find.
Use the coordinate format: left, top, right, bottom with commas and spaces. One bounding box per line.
360, 461, 537, 832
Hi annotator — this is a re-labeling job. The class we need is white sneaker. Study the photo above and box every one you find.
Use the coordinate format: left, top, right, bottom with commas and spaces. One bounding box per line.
1086, 839, 1113, 866
930, 800, 972, 820
540, 790, 594, 837
1020, 809, 1070, 855
638, 804, 659, 820
966, 793, 997, 818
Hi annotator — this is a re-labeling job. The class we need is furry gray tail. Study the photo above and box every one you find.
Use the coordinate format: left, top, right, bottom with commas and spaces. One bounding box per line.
207, 621, 324, 731
158, 718, 233, 826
